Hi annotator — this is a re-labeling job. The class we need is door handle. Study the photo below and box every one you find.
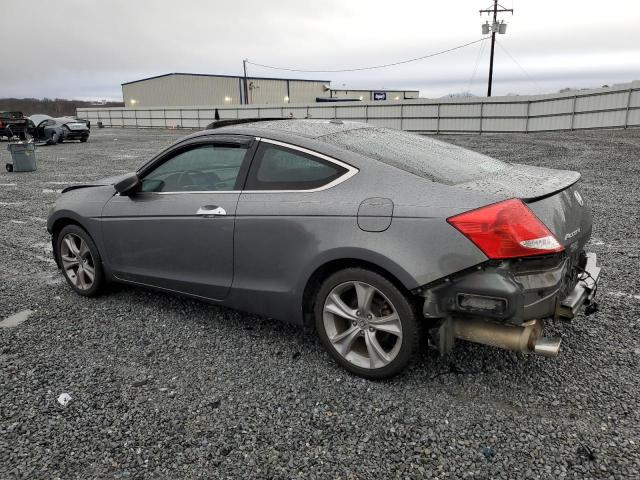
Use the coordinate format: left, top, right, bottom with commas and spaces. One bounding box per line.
196, 205, 226, 217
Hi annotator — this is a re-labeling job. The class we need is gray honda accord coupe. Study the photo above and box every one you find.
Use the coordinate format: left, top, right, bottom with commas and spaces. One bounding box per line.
47, 119, 600, 378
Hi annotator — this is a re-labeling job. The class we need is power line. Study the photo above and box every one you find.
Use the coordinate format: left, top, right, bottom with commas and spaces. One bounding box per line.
495, 39, 543, 93
467, 37, 488, 94
246, 37, 488, 73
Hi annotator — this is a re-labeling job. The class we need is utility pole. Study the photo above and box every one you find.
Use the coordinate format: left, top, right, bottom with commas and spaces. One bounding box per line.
480, 1, 513, 97
242, 59, 249, 105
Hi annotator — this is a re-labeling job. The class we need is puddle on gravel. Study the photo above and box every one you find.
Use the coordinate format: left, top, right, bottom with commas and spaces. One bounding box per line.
9, 220, 26, 224
0, 202, 22, 206
0, 310, 34, 329
607, 291, 640, 301
0, 183, 17, 187
42, 189, 62, 194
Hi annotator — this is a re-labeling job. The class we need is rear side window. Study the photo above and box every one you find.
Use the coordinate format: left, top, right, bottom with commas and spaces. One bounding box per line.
322, 127, 508, 185
245, 143, 346, 190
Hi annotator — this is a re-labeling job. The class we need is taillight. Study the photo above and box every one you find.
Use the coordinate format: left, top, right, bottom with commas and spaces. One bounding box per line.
0, 121, 4, 128
447, 198, 564, 259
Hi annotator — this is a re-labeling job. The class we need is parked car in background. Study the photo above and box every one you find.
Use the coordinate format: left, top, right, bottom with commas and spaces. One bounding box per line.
75, 117, 91, 129
28, 115, 90, 144
0, 111, 28, 140
47, 119, 600, 379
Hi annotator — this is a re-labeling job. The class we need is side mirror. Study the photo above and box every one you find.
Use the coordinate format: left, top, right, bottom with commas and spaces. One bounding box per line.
114, 173, 140, 196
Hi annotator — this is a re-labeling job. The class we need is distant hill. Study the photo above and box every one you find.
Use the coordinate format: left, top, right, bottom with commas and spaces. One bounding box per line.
0, 98, 124, 117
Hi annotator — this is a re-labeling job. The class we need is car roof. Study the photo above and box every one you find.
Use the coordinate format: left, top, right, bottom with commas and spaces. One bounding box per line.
185, 119, 375, 144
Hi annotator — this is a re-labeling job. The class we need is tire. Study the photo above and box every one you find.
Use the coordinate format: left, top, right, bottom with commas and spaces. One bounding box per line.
314, 268, 420, 379
6, 163, 13, 172
80, 136, 88, 143
58, 136, 64, 143
55, 224, 104, 297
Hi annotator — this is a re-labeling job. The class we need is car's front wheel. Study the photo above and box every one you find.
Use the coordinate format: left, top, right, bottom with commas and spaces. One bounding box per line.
314, 268, 419, 379
56, 225, 104, 296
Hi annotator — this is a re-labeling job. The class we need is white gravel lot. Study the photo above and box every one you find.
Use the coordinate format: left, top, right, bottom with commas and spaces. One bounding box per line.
1, 127, 639, 479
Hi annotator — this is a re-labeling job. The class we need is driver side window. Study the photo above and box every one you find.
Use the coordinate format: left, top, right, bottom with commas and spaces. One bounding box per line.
141, 143, 248, 193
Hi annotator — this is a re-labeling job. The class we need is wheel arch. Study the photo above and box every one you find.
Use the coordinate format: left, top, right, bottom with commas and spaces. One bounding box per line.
49, 215, 95, 268
300, 255, 419, 326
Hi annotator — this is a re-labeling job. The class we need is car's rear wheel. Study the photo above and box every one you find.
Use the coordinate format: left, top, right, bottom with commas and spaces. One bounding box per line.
56, 225, 104, 296
314, 268, 419, 379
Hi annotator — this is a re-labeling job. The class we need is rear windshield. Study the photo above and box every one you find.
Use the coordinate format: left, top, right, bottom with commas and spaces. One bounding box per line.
322, 127, 508, 185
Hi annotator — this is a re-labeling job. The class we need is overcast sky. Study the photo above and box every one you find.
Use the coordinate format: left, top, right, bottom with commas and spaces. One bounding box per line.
1, 0, 639, 100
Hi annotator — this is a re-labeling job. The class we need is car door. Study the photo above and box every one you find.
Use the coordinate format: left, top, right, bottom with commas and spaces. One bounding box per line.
101, 136, 253, 300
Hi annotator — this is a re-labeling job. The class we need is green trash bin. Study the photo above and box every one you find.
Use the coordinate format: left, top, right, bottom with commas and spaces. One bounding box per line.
6, 142, 37, 172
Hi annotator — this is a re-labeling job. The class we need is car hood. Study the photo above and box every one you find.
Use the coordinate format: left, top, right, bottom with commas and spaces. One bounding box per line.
61, 173, 130, 194
457, 163, 581, 201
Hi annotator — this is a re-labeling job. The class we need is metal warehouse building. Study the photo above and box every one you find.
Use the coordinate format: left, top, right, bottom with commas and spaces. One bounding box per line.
122, 73, 419, 107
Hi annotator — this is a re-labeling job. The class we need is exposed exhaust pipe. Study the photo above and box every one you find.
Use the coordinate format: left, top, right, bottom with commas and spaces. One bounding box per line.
449, 317, 561, 356
533, 337, 562, 357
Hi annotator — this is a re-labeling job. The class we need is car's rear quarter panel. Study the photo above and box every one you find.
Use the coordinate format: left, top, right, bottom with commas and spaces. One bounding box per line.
229, 164, 491, 324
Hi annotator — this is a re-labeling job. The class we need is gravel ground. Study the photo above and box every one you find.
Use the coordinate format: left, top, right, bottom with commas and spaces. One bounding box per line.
1, 127, 639, 479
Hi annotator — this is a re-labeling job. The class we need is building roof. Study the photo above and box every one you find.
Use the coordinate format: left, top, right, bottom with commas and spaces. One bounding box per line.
330, 87, 420, 93
121, 72, 331, 86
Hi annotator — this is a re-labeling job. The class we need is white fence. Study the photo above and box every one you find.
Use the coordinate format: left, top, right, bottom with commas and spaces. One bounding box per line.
78, 80, 640, 134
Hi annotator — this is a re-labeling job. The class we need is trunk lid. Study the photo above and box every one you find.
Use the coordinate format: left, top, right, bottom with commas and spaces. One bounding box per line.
526, 182, 592, 250
459, 163, 592, 249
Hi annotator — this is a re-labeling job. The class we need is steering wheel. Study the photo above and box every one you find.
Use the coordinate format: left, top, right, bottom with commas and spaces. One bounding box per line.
177, 170, 210, 190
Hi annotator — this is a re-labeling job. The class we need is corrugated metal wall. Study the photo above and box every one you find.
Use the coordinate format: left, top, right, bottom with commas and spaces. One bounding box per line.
122, 74, 330, 106
86, 80, 640, 133
123, 75, 242, 107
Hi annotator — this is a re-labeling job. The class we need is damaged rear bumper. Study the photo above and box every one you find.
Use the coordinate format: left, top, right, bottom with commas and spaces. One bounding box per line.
423, 252, 600, 356
556, 252, 600, 319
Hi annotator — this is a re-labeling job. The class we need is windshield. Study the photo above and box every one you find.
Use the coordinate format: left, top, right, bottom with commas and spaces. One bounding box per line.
30, 114, 52, 125
321, 127, 508, 185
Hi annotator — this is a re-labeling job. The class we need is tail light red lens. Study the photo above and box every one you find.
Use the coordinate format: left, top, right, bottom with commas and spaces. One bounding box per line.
447, 198, 564, 259
0, 121, 4, 128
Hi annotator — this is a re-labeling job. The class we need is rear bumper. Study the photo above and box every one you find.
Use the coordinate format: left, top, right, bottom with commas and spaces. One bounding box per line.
422, 251, 600, 325
556, 252, 600, 319
64, 130, 89, 140
425, 252, 601, 356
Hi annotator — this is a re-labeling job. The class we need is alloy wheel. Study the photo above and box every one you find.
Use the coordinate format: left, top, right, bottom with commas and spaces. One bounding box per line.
60, 233, 96, 291
323, 281, 403, 369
